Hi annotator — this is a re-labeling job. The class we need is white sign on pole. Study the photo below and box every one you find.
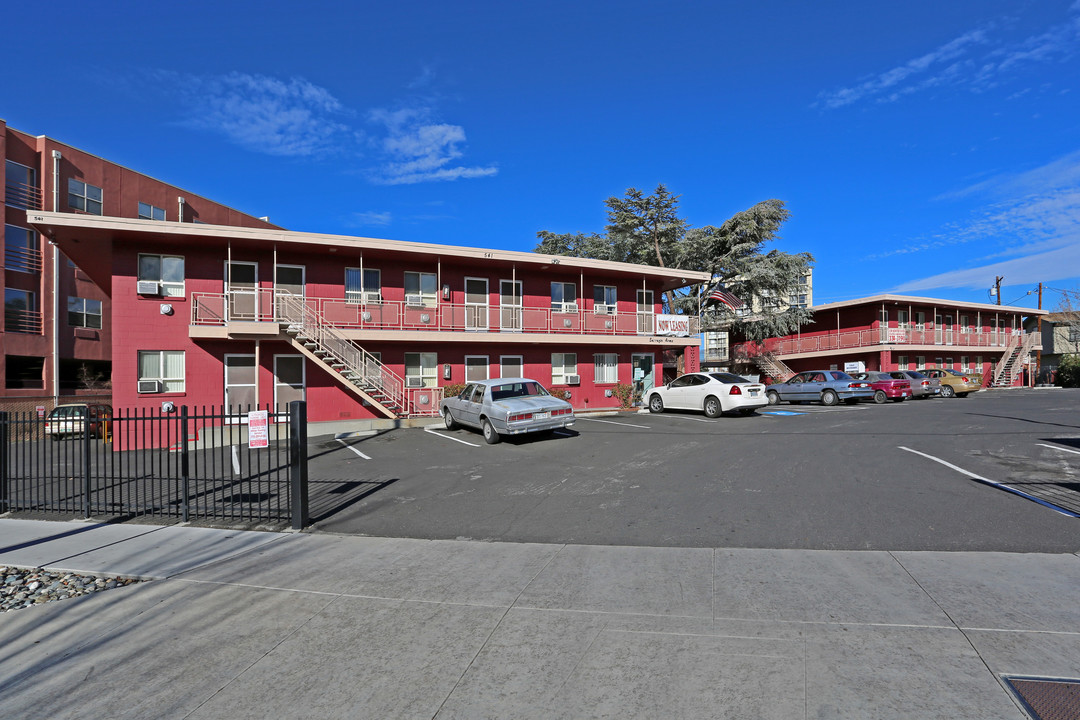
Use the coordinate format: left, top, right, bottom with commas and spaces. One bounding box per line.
654, 314, 691, 337
248, 410, 269, 449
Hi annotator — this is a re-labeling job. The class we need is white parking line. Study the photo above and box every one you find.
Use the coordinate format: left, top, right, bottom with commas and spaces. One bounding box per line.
424, 426, 481, 447
1037, 443, 1080, 456
899, 446, 1080, 518
651, 415, 718, 423
578, 417, 651, 429
336, 438, 371, 459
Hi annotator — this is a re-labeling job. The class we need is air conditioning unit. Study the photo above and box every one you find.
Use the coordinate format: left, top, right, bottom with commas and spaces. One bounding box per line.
136, 280, 161, 295
137, 380, 162, 394
566, 374, 581, 385
405, 294, 424, 307
363, 291, 381, 304
406, 377, 424, 388
560, 302, 578, 313
593, 304, 615, 315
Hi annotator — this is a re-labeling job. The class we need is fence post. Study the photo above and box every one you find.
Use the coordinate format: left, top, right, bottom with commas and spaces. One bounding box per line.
289, 401, 309, 530
0, 412, 8, 514
181, 406, 190, 523
83, 415, 93, 519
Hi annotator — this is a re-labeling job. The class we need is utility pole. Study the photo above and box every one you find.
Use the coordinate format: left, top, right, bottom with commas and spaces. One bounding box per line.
994, 276, 1004, 306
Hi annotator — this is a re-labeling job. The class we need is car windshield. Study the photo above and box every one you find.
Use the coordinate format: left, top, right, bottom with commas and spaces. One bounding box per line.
50, 406, 86, 418
709, 373, 749, 384
490, 381, 549, 401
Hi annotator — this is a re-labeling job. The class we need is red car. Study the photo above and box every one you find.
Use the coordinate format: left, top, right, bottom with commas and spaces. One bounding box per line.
850, 371, 911, 404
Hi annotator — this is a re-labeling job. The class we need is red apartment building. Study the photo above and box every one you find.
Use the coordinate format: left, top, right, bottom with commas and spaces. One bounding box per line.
1, 120, 277, 414
28, 212, 708, 425
732, 294, 1045, 387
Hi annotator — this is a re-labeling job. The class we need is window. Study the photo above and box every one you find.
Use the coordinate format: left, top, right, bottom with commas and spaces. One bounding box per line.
67, 296, 102, 328
594, 353, 619, 384
551, 282, 577, 311
500, 355, 523, 378
5, 160, 37, 210
4, 288, 38, 333
1068, 327, 1080, 343
138, 254, 185, 297
959, 315, 969, 335
897, 355, 908, 371
898, 310, 909, 330
68, 179, 103, 215
404, 352, 437, 388
4, 354, 44, 389
4, 224, 39, 273
345, 268, 381, 303
916, 356, 925, 368
465, 356, 489, 382
788, 293, 808, 309
551, 353, 577, 384
139, 350, 185, 393
404, 271, 437, 306
138, 202, 166, 221
960, 356, 969, 371
915, 312, 925, 331
593, 285, 617, 312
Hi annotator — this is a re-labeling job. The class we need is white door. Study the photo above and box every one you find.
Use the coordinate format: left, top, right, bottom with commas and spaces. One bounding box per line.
465, 278, 488, 331
275, 265, 305, 323
226, 261, 258, 321
636, 289, 654, 334
274, 355, 305, 414
944, 315, 954, 345
500, 280, 522, 331
934, 314, 943, 344
632, 353, 654, 406
224, 354, 257, 416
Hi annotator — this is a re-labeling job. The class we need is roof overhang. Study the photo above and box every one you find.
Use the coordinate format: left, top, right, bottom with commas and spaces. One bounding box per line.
810, 293, 1047, 316
27, 212, 711, 295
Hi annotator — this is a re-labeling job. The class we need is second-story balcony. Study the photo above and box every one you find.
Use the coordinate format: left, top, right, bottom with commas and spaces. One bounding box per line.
189, 290, 700, 340
738, 327, 1034, 358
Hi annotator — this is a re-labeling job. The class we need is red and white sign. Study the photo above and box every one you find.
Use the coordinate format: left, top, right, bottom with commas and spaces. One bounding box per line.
655, 314, 691, 337
247, 410, 269, 449
36, 406, 46, 418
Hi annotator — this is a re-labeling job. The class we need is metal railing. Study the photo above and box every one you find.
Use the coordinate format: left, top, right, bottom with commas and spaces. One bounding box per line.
4, 308, 43, 334
191, 289, 698, 337
0, 402, 309, 529
4, 180, 42, 211
734, 328, 1028, 357
4, 245, 43, 274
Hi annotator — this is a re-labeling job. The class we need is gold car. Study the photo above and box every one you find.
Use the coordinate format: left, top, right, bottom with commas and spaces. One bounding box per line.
918, 368, 982, 398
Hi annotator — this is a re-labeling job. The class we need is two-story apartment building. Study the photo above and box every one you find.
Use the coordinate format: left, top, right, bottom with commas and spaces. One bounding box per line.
1024, 312, 1080, 383
731, 294, 1045, 387
28, 212, 709, 425
1, 120, 277, 414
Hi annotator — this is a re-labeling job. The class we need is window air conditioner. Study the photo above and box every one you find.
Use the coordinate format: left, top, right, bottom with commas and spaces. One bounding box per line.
566, 374, 581, 385
560, 302, 578, 313
405, 294, 424, 307
593, 304, 614, 315
136, 280, 161, 295
406, 377, 424, 388
138, 380, 162, 394
363, 291, 381, 304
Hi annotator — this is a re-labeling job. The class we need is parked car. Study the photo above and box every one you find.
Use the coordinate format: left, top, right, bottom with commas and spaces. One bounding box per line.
440, 378, 575, 444
45, 403, 113, 440
646, 372, 768, 417
892, 370, 940, 399
918, 367, 982, 398
765, 370, 874, 406
849, 371, 912, 404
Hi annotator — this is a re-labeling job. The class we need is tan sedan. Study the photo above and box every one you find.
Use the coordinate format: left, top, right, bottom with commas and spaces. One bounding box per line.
918, 367, 982, 398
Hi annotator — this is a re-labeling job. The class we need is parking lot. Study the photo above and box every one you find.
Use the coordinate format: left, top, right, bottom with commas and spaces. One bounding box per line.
304, 389, 1080, 552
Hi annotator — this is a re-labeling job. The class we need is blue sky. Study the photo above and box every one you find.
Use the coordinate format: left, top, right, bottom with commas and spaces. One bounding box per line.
4, 0, 1079, 311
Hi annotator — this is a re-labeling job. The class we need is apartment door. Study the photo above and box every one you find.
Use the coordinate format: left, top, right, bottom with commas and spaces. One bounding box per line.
944, 315, 954, 345
631, 353, 654, 406
499, 280, 522, 332
275, 265, 305, 324
224, 354, 257, 416
226, 261, 258, 321
465, 278, 489, 331
274, 355, 305, 413
636, 290, 655, 334
934, 314, 943, 344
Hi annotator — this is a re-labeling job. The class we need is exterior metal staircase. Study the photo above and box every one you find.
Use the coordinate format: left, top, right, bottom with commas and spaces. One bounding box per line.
733, 342, 795, 382
991, 332, 1039, 388
277, 293, 409, 419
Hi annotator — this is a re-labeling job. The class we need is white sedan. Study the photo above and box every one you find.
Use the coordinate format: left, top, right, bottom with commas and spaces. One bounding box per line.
646, 372, 768, 417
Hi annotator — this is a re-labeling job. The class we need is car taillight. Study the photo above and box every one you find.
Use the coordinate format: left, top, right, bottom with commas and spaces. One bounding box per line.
921, 380, 930, 387
508, 412, 533, 422
729, 385, 742, 395
553, 408, 572, 416
849, 382, 869, 388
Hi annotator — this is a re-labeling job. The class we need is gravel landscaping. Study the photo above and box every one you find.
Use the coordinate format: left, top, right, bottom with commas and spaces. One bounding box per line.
1, 566, 143, 613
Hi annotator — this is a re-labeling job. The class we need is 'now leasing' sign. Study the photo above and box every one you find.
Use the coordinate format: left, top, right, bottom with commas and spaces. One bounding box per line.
654, 314, 691, 337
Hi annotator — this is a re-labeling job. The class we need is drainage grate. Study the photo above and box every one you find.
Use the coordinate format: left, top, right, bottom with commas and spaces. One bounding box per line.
1003, 676, 1080, 720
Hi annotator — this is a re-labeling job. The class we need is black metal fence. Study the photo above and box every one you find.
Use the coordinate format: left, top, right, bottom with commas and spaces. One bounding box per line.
0, 402, 309, 529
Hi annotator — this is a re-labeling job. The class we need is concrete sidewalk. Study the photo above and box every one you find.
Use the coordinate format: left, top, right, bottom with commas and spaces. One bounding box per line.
0, 519, 1078, 719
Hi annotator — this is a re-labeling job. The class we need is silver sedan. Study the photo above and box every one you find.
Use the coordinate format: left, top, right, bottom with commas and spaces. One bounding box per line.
440, 378, 575, 444
765, 370, 874, 406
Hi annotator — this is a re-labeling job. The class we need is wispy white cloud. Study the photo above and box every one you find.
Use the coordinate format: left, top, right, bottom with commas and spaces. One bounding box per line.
367, 106, 498, 185
816, 5, 1080, 110
348, 211, 393, 227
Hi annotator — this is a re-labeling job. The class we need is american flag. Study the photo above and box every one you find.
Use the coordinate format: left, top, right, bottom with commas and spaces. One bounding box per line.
706, 284, 744, 311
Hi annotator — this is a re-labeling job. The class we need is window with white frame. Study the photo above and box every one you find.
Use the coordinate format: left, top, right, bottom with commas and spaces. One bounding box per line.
915, 312, 926, 331
138, 202, 166, 221
960, 356, 969, 371
404, 352, 437, 388
403, 271, 437, 306
551, 353, 577, 384
465, 356, 489, 382
139, 350, 184, 393
897, 355, 908, 370
500, 355, 523, 378
68, 179, 103, 215
975, 356, 982, 370
594, 353, 619, 384
1069, 327, 1080, 343
5, 160, 37, 210
593, 285, 617, 313
898, 310, 909, 330
4, 224, 38, 273
916, 355, 925, 368
551, 282, 577, 312
138, 254, 185, 297
67, 296, 102, 328
345, 268, 381, 304
959, 315, 969, 334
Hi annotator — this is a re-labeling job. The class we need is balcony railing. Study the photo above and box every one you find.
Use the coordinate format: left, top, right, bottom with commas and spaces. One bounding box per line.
190, 290, 699, 337
4, 308, 44, 334
735, 327, 1026, 357
4, 181, 42, 211
4, 244, 43, 274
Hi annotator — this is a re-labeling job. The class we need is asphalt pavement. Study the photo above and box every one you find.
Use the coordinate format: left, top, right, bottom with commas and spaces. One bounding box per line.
1, 517, 1079, 719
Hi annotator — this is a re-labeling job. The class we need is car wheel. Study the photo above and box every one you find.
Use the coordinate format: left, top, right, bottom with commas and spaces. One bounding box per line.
703, 396, 722, 418
648, 394, 664, 413
821, 389, 839, 406
874, 390, 887, 404
766, 390, 780, 405
443, 409, 458, 430
941, 385, 956, 398
957, 392, 968, 398
481, 418, 501, 445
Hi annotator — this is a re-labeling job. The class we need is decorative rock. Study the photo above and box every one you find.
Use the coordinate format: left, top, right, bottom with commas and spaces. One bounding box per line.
0, 567, 144, 613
